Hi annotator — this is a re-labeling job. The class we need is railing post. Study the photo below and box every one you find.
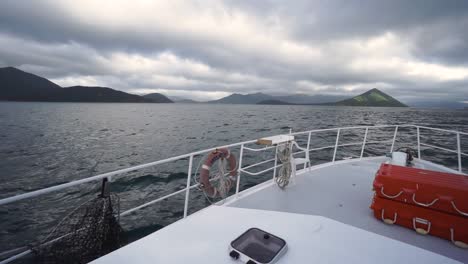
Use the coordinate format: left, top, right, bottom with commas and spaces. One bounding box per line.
236, 144, 244, 196
390, 125, 399, 153
272, 145, 278, 179
360, 127, 369, 160
457, 132, 462, 173
332, 129, 341, 163
183, 155, 193, 218
304, 131, 312, 169
417, 126, 421, 159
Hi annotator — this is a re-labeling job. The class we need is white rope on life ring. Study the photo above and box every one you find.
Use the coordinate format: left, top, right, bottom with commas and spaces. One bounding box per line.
199, 148, 237, 198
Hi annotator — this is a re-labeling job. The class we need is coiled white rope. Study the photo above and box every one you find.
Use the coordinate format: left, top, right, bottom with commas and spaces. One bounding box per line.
275, 142, 293, 189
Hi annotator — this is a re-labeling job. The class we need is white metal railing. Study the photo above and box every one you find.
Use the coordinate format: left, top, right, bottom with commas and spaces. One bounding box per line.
0, 124, 467, 263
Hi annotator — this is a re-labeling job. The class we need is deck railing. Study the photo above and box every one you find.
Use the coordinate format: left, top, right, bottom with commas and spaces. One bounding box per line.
0, 124, 467, 263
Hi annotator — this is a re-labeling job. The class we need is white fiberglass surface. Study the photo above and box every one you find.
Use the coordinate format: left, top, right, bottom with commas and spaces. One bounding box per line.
228, 158, 468, 263
92, 206, 460, 264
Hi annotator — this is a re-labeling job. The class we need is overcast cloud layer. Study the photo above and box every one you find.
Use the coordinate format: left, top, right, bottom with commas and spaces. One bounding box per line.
0, 0, 467, 103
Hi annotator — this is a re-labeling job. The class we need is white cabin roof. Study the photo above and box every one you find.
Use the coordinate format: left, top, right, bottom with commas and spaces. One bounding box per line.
92, 157, 466, 264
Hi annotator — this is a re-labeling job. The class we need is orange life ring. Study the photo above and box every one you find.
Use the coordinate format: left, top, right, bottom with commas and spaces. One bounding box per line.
200, 148, 237, 197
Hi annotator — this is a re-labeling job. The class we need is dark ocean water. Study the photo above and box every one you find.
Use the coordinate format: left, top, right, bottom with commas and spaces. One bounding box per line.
0, 102, 467, 259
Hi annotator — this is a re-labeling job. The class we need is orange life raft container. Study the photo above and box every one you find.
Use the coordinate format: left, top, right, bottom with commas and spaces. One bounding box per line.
199, 148, 237, 197
371, 196, 468, 248
371, 163, 468, 248
373, 163, 468, 216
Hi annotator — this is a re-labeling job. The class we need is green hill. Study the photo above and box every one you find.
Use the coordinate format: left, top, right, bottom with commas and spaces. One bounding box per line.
332, 88, 407, 107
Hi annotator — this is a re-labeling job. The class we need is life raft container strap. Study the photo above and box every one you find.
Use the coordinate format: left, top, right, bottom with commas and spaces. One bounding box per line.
451, 201, 468, 216
381, 209, 397, 225
412, 193, 439, 207
413, 217, 431, 235
450, 228, 468, 249
380, 186, 403, 199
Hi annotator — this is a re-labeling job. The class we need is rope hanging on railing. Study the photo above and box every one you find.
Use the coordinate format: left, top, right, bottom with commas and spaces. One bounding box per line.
275, 142, 294, 189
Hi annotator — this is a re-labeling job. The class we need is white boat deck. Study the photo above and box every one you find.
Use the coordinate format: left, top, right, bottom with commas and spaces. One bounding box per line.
227, 157, 468, 263
92, 157, 467, 263
91, 206, 460, 264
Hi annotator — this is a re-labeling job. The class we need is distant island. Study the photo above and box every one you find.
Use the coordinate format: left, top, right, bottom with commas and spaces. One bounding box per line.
0, 67, 173, 103
327, 88, 407, 107
0, 66, 407, 107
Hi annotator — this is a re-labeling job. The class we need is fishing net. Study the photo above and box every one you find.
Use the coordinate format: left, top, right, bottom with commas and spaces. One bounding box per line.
31, 180, 125, 264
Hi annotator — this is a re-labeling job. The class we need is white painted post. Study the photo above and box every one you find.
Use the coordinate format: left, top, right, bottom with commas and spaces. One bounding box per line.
390, 125, 399, 153
236, 144, 244, 196
457, 132, 462, 173
332, 129, 341, 163
272, 145, 278, 180
417, 126, 421, 159
360, 127, 369, 160
183, 155, 193, 218
304, 131, 312, 169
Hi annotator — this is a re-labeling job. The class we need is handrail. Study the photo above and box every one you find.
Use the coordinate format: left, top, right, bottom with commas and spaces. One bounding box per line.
242, 158, 276, 171
240, 164, 282, 176
1, 124, 466, 264
243, 145, 276, 152
0, 139, 255, 206
2, 124, 465, 207
360, 127, 369, 159
332, 128, 341, 162
419, 142, 458, 154
390, 126, 399, 153
417, 125, 468, 136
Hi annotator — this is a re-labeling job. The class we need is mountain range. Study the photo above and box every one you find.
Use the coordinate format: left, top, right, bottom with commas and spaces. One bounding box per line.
206, 89, 406, 107
0, 67, 172, 103
207, 92, 349, 105
1, 66, 461, 108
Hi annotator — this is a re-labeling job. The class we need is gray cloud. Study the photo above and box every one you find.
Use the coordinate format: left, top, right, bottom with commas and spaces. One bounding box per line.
0, 0, 467, 103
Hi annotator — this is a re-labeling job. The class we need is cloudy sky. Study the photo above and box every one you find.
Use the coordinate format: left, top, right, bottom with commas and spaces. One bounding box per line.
0, 0, 467, 103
